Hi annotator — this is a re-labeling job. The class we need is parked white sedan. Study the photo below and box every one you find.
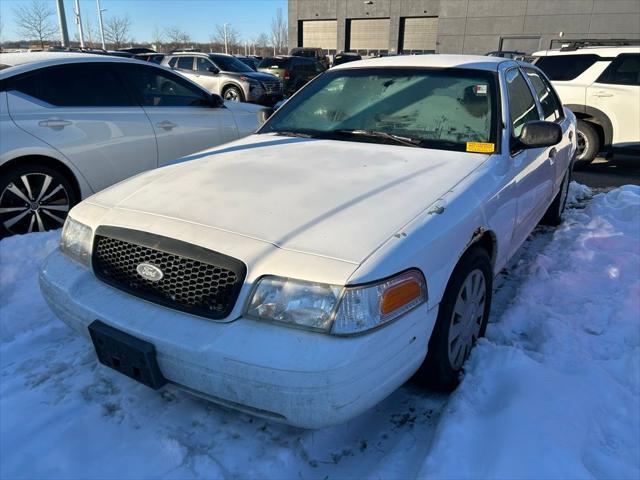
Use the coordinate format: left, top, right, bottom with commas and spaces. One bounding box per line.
40, 55, 576, 428
0, 52, 263, 236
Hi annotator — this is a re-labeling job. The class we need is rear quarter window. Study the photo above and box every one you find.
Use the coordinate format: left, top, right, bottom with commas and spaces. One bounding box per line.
534, 54, 600, 81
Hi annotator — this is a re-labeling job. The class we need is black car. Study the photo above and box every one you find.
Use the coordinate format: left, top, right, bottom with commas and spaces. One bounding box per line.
258, 56, 323, 96
135, 53, 166, 64
332, 52, 362, 66
289, 47, 330, 70
117, 47, 156, 55
234, 55, 259, 71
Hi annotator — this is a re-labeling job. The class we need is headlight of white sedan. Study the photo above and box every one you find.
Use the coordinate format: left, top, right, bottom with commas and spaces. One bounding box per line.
59, 217, 93, 266
246, 270, 427, 335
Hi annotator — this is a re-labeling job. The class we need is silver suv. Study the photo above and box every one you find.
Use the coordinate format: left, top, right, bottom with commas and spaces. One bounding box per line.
162, 52, 283, 106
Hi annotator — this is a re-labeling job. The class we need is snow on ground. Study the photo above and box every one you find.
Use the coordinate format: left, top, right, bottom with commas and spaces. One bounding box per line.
0, 183, 638, 479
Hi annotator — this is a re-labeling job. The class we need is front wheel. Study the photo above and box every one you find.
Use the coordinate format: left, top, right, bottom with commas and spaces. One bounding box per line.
222, 85, 243, 102
418, 246, 493, 391
0, 164, 77, 237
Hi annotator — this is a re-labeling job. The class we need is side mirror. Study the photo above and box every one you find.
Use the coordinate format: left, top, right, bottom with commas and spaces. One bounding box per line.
209, 94, 225, 108
257, 107, 275, 124
517, 120, 562, 149
208, 66, 219, 74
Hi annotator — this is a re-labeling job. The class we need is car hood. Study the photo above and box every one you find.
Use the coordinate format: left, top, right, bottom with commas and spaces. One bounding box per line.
225, 70, 279, 82
88, 135, 488, 264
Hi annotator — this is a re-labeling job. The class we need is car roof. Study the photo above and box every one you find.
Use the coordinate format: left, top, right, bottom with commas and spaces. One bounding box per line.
532, 45, 640, 57
0, 51, 153, 77
332, 54, 507, 72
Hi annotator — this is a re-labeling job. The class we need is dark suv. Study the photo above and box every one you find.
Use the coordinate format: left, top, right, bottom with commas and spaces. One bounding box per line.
258, 56, 324, 96
289, 47, 330, 70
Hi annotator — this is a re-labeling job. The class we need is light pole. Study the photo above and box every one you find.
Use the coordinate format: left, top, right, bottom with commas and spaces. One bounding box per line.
96, 0, 106, 50
223, 23, 229, 54
74, 0, 85, 48
55, 0, 70, 48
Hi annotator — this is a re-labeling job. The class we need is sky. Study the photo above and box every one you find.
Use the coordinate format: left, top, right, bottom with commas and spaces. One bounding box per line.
0, 0, 288, 43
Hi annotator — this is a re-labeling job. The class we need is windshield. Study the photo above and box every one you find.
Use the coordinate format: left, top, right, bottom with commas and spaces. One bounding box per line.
209, 54, 254, 73
260, 67, 499, 152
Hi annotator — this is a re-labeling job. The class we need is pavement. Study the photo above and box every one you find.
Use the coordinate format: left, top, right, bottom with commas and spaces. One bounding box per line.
573, 154, 640, 189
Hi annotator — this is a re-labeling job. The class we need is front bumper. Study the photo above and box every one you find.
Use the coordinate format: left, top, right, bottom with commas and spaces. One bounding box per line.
39, 248, 437, 428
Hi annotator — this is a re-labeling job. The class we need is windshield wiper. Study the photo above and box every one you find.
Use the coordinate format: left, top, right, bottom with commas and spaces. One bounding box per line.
270, 130, 314, 138
331, 129, 423, 148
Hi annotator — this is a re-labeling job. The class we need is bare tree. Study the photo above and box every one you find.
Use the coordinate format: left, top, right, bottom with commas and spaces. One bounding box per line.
104, 14, 131, 49
164, 26, 191, 49
75, 17, 97, 49
210, 23, 241, 53
13, 0, 58, 50
270, 7, 288, 54
253, 32, 271, 56
151, 25, 164, 50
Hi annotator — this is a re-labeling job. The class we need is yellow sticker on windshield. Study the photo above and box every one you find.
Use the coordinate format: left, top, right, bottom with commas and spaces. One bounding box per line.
466, 142, 495, 153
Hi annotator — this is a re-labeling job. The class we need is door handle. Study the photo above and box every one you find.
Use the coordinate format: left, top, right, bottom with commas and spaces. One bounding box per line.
156, 121, 177, 130
548, 147, 557, 165
39, 118, 72, 129
593, 91, 613, 97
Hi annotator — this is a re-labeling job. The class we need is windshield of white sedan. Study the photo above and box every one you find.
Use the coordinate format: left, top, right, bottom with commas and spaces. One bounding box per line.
261, 68, 498, 151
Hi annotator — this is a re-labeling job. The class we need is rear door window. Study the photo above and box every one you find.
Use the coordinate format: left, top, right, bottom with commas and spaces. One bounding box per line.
534, 54, 600, 81
597, 53, 640, 86
10, 63, 133, 107
523, 68, 563, 121
176, 56, 194, 70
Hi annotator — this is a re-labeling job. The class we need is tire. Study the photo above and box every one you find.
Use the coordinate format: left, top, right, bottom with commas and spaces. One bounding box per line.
0, 163, 78, 238
222, 85, 243, 102
540, 169, 571, 226
418, 246, 493, 391
574, 120, 599, 168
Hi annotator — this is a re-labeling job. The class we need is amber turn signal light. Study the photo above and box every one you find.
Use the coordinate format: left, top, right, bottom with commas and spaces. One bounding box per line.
380, 279, 423, 315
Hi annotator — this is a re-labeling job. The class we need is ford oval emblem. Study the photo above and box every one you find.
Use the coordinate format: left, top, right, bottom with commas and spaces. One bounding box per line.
136, 263, 164, 282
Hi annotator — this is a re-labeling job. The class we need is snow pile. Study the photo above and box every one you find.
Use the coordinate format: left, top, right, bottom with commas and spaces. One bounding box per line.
421, 184, 640, 479
0, 184, 638, 479
0, 231, 59, 342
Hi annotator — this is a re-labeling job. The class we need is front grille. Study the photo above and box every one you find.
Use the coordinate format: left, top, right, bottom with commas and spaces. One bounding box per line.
92, 227, 246, 320
262, 80, 283, 94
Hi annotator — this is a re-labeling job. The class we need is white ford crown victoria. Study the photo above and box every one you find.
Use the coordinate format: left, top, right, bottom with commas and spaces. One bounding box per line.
40, 55, 576, 428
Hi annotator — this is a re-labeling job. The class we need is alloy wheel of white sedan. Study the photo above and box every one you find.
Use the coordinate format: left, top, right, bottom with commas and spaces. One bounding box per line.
0, 167, 75, 236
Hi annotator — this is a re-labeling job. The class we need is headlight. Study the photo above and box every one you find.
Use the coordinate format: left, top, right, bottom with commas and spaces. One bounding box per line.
59, 217, 92, 266
246, 270, 427, 335
246, 277, 341, 332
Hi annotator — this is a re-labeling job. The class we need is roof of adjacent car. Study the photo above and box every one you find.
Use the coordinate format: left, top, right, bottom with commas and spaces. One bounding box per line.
332, 54, 507, 71
0, 51, 146, 76
532, 46, 640, 57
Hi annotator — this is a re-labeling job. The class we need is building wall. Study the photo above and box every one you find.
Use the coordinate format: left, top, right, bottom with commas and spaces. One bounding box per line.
289, 0, 640, 54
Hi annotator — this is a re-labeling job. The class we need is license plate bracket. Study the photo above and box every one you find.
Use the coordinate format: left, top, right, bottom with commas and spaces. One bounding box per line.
88, 320, 166, 389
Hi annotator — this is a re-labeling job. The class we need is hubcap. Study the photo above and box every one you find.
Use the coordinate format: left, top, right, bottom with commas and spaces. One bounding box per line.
448, 269, 486, 370
224, 89, 240, 101
0, 173, 69, 235
576, 130, 588, 160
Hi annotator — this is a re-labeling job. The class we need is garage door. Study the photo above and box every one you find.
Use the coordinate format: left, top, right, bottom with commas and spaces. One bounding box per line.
301, 20, 337, 50
349, 18, 390, 51
401, 17, 438, 53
